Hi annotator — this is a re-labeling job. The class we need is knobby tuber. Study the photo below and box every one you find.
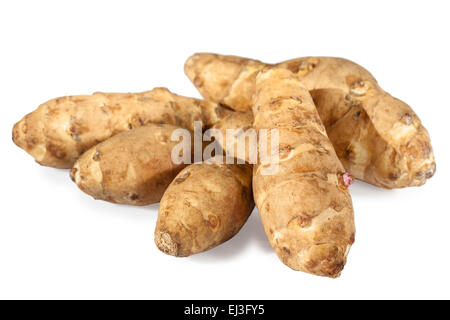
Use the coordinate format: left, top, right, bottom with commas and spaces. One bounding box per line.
13, 87, 230, 168
71, 124, 191, 205
185, 53, 435, 188
252, 68, 355, 277
155, 162, 254, 257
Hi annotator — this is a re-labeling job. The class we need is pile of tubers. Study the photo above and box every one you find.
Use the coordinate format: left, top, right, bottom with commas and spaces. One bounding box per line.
12, 53, 436, 278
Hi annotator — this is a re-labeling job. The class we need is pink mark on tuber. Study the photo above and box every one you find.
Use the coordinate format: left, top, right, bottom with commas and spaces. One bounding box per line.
342, 172, 354, 188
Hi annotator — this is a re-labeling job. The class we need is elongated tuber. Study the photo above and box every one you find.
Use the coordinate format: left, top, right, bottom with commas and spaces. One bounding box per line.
71, 124, 191, 205
185, 53, 435, 189
252, 68, 355, 277
13, 87, 230, 168
155, 162, 254, 257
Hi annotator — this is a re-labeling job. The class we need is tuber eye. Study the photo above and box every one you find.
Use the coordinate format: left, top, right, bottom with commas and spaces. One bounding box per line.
350, 80, 369, 96
297, 217, 312, 228
296, 60, 317, 76
425, 167, 435, 179
353, 111, 361, 120
125, 193, 139, 201
389, 172, 399, 181
401, 113, 413, 125
70, 167, 78, 182
341, 172, 354, 189
70, 132, 81, 142
279, 145, 294, 159
416, 171, 425, 178
174, 170, 190, 184
208, 214, 220, 229
92, 151, 101, 161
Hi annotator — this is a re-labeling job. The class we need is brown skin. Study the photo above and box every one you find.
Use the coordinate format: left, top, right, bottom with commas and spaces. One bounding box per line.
185, 53, 436, 189
12, 87, 230, 168
71, 124, 191, 206
155, 162, 254, 257
252, 68, 355, 277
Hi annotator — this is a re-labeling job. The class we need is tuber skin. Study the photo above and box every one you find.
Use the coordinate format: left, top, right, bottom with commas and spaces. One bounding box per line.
185, 53, 436, 189
252, 68, 355, 278
12, 87, 230, 168
71, 124, 191, 206
155, 162, 254, 257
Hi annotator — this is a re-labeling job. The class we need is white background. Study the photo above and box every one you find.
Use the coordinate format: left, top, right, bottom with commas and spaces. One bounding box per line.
1, 0, 449, 299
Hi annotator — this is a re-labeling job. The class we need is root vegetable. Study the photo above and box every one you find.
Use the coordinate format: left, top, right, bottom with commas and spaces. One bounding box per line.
185, 53, 435, 189
71, 124, 191, 206
13, 87, 230, 168
252, 68, 355, 277
155, 162, 254, 257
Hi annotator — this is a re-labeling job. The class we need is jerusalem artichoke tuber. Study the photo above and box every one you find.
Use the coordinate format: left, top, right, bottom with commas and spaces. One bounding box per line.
155, 162, 254, 257
185, 53, 435, 189
71, 124, 191, 206
252, 67, 355, 277
13, 87, 230, 168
